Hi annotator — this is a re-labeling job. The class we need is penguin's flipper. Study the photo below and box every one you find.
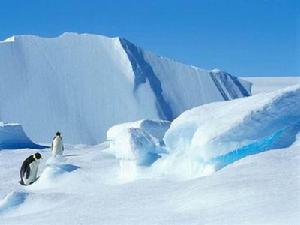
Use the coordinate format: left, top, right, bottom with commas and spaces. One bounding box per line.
25, 166, 31, 179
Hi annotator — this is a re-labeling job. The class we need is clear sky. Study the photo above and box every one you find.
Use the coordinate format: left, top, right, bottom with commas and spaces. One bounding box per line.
0, 0, 298, 76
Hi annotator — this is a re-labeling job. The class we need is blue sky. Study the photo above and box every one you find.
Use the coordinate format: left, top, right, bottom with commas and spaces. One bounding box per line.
0, 0, 298, 76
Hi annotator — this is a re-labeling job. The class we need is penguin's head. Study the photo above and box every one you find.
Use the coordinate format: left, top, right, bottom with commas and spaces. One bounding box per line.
34, 152, 42, 160
56, 131, 61, 137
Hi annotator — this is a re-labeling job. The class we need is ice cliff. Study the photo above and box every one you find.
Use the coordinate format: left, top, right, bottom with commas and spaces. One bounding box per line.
0, 33, 251, 144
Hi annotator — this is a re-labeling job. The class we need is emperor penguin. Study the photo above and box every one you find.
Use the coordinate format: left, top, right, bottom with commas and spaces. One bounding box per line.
20, 152, 42, 185
52, 131, 64, 157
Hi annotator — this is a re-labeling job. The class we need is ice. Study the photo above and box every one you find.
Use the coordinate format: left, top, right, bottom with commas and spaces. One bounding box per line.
243, 76, 300, 94
0, 123, 45, 149
1, 32, 298, 225
0, 81, 299, 224
143, 51, 251, 117
107, 120, 170, 163
156, 85, 300, 178
106, 119, 170, 181
0, 33, 251, 144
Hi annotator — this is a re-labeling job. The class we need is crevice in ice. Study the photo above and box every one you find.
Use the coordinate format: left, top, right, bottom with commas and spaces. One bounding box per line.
211, 120, 300, 170
209, 72, 229, 100
210, 70, 251, 100
119, 38, 173, 120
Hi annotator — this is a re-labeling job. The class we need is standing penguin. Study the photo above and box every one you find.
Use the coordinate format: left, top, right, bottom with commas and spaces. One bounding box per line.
20, 152, 42, 185
51, 131, 64, 157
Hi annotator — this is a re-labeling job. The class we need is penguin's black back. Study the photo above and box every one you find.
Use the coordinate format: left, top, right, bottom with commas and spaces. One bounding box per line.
23, 155, 35, 166
20, 155, 35, 178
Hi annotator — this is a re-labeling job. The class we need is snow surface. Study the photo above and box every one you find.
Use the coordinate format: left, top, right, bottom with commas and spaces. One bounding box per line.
0, 136, 299, 225
156, 85, 300, 178
1, 32, 298, 224
243, 76, 300, 94
0, 82, 299, 224
0, 33, 250, 144
0, 123, 45, 149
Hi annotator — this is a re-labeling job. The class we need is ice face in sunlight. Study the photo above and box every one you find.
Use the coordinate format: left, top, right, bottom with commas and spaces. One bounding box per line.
0, 33, 250, 144
156, 85, 300, 178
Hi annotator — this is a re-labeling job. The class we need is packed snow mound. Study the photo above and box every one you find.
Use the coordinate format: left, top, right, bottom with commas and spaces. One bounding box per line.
156, 85, 300, 178
31, 157, 79, 190
107, 119, 170, 166
0, 122, 45, 149
0, 33, 251, 144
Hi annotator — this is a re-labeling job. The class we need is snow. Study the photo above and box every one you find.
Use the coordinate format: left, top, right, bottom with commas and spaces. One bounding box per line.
0, 123, 45, 149
156, 85, 300, 178
0, 33, 250, 144
243, 76, 300, 94
0, 32, 298, 224
0, 82, 299, 224
143, 51, 251, 117
0, 36, 15, 43
211, 68, 221, 73
107, 119, 170, 181
0, 135, 299, 224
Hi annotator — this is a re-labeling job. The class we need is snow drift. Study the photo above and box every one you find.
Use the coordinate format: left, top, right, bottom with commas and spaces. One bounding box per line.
0, 191, 28, 214
154, 85, 300, 178
0, 33, 251, 144
31, 157, 79, 190
0, 122, 45, 149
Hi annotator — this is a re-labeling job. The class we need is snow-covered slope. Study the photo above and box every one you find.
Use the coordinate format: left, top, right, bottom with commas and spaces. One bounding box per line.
0, 33, 251, 144
0, 122, 44, 149
155, 85, 300, 178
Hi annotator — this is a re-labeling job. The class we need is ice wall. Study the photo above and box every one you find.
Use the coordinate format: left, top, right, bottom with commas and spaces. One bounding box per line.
0, 122, 45, 149
0, 33, 251, 144
156, 85, 300, 178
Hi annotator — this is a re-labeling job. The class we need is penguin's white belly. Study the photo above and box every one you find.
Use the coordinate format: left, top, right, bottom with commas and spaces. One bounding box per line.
23, 161, 39, 185
53, 138, 63, 156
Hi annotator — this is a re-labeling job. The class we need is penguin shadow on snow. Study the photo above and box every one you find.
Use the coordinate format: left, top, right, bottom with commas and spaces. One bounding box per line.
63, 154, 80, 158
43, 157, 80, 177
0, 191, 29, 215
45, 156, 80, 171
55, 163, 80, 173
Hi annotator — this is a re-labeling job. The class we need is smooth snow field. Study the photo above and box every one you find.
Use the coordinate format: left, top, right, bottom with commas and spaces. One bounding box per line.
0, 139, 299, 225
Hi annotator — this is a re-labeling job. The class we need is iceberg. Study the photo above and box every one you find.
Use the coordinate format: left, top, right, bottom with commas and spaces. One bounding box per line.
0, 122, 45, 149
156, 85, 300, 178
0, 33, 251, 144
107, 119, 170, 166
